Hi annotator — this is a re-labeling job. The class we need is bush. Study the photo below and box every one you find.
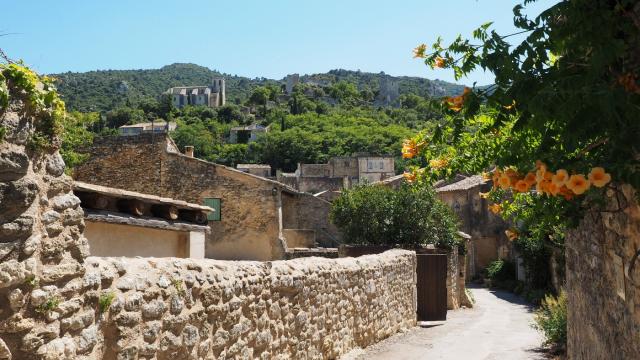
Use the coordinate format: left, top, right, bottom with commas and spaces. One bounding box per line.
485, 259, 516, 289
330, 183, 460, 248
534, 290, 567, 349
486, 259, 515, 282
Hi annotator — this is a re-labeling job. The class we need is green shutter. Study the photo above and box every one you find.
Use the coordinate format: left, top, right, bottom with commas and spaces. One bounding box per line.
204, 198, 221, 221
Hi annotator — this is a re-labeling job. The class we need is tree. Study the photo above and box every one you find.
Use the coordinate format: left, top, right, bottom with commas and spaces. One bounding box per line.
330, 183, 460, 248
328, 81, 360, 104
105, 107, 144, 128
254, 128, 322, 172
60, 111, 98, 172
170, 121, 216, 158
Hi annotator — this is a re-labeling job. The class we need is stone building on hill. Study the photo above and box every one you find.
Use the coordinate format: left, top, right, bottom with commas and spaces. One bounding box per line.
278, 155, 396, 194
165, 78, 226, 108
73, 133, 340, 260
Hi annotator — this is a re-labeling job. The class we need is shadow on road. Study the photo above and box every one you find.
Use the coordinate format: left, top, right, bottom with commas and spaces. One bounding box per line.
468, 283, 537, 313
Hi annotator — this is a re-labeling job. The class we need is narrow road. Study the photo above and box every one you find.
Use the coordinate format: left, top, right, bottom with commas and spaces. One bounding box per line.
345, 287, 547, 360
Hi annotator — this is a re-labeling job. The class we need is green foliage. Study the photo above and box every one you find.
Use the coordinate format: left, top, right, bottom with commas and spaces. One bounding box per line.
328, 81, 360, 105
171, 120, 217, 158
105, 106, 145, 128
36, 296, 60, 314
499, 192, 574, 289
0, 126, 5, 142
171, 278, 186, 298
330, 183, 460, 248
0, 63, 66, 149
485, 259, 516, 283
99, 292, 115, 313
24, 275, 39, 288
52, 63, 466, 113
61, 111, 97, 172
534, 290, 567, 349
421, 0, 640, 189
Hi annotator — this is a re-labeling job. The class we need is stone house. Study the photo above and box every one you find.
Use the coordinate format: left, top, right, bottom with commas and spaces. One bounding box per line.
118, 120, 177, 136
73, 181, 212, 259
236, 164, 272, 178
165, 78, 226, 108
278, 155, 396, 194
228, 123, 270, 144
434, 175, 511, 278
73, 133, 340, 261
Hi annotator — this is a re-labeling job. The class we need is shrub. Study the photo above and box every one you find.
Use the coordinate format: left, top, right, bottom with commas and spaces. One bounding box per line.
534, 290, 567, 349
330, 183, 460, 248
485, 259, 516, 289
99, 292, 115, 313
486, 259, 515, 282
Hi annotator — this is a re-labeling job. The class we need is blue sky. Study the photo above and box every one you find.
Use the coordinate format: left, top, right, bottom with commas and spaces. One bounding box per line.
1, 0, 554, 85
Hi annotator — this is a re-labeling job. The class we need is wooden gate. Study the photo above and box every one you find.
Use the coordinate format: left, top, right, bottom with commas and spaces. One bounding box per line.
416, 254, 448, 321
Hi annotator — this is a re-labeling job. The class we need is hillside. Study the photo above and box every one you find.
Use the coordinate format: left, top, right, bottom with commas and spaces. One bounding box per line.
51, 63, 467, 112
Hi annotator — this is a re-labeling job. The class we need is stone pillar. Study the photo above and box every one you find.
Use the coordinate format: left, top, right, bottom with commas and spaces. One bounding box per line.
1, 88, 89, 358
187, 231, 205, 259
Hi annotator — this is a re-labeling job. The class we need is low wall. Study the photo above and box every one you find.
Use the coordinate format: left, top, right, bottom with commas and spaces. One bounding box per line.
566, 184, 640, 359
9, 250, 416, 359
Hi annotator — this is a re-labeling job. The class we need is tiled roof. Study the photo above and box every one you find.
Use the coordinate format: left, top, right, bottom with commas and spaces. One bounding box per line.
435, 175, 486, 192
73, 181, 213, 212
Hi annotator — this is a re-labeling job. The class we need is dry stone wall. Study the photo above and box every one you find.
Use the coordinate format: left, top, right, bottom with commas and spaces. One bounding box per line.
82, 251, 416, 359
566, 184, 640, 359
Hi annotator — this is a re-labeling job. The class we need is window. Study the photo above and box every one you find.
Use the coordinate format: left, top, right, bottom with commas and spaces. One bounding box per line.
204, 198, 221, 221
368, 160, 373, 170
379, 161, 384, 170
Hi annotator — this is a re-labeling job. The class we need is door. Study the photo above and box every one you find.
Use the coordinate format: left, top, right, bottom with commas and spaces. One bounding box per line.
416, 254, 448, 321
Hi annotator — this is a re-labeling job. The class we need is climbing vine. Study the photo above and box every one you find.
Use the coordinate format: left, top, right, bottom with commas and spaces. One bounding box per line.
0, 62, 66, 149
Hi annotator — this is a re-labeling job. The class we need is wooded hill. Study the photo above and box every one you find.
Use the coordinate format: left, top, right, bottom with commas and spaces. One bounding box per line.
51, 63, 466, 112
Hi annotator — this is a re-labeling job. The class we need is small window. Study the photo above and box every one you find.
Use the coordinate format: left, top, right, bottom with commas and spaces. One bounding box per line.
379, 161, 384, 170
368, 161, 373, 170
204, 198, 221, 221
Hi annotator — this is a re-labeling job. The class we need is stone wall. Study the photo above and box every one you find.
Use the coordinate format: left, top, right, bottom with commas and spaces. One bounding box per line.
77, 251, 416, 359
566, 184, 640, 359
1, 91, 90, 359
281, 192, 341, 247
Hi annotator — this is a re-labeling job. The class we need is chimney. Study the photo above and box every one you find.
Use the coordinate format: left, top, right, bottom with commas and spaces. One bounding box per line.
184, 146, 194, 158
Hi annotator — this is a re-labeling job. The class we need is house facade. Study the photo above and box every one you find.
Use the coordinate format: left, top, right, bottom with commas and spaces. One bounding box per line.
278, 155, 396, 194
73, 133, 340, 261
